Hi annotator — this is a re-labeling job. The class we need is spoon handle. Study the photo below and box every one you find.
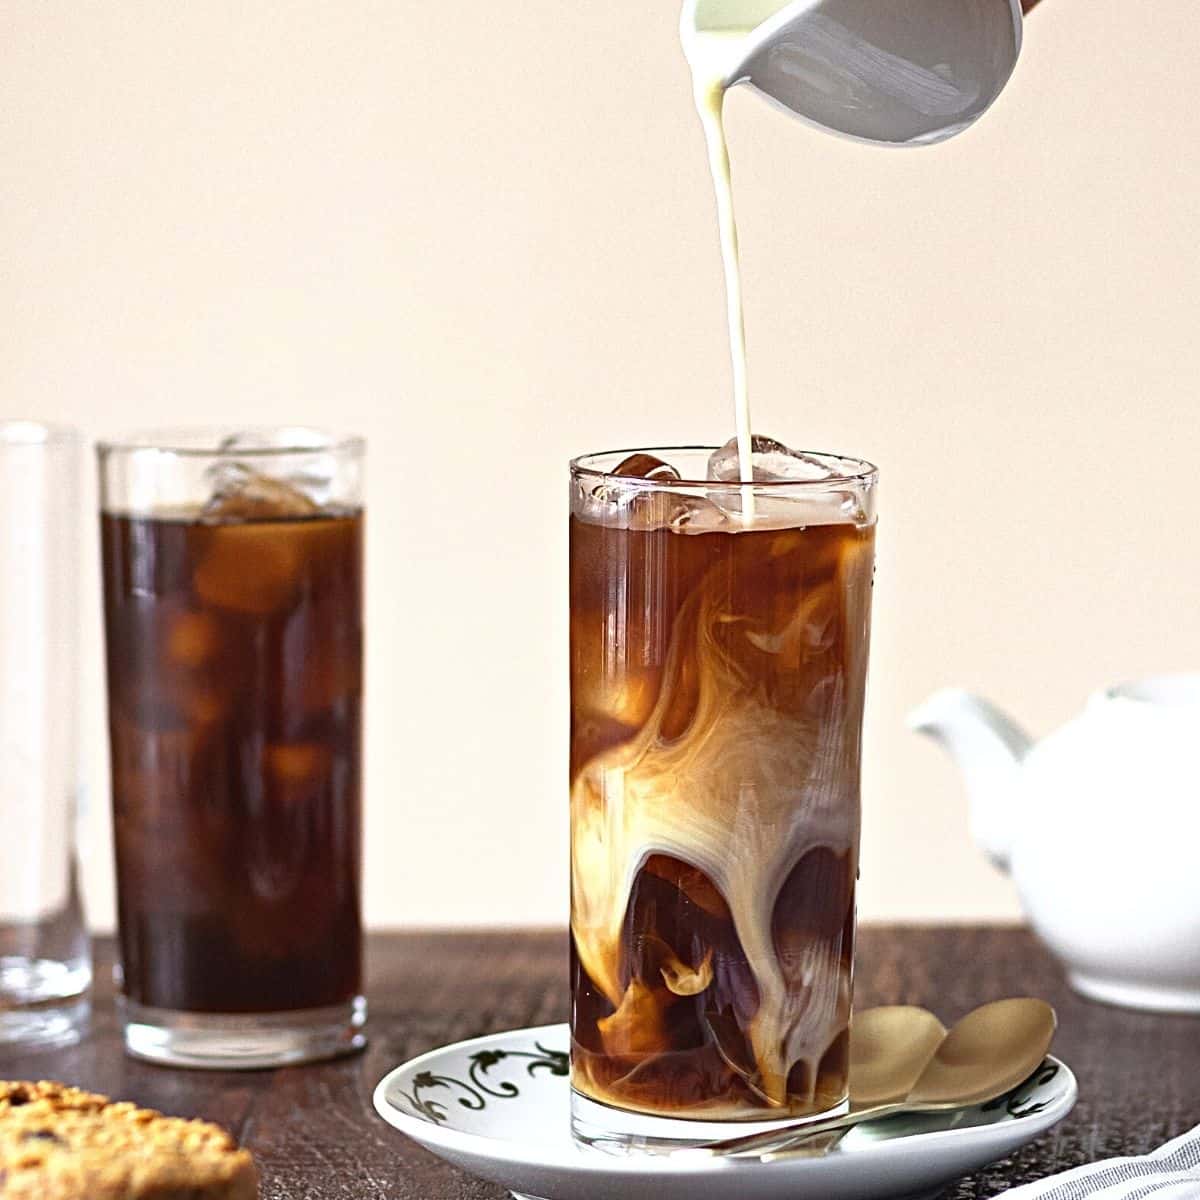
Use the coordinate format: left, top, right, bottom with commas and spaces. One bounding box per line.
694, 1102, 898, 1157
759, 1125, 852, 1161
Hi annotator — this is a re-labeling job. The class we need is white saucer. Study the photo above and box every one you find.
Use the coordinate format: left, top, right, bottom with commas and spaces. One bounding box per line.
373, 1023, 1077, 1200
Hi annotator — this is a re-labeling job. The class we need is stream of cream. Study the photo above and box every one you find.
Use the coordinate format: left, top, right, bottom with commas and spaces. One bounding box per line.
685, 30, 757, 513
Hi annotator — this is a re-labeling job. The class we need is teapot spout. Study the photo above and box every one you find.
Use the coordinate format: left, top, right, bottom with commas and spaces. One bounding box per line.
908, 689, 1033, 874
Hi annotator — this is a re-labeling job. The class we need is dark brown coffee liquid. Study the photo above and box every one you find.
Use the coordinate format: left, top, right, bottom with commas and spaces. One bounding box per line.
101, 510, 363, 1014
570, 513, 872, 1119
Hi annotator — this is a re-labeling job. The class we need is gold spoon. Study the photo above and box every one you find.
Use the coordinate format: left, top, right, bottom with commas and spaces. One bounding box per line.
847, 1005, 948, 1109
699, 997, 1057, 1159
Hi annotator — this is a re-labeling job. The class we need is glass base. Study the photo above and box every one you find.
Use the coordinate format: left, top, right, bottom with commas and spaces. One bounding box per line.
120, 995, 367, 1069
570, 1088, 849, 1154
0, 954, 91, 1050
0, 998, 89, 1050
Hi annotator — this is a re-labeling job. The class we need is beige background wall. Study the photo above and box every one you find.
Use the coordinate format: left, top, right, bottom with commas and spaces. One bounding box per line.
3, 1, 1198, 930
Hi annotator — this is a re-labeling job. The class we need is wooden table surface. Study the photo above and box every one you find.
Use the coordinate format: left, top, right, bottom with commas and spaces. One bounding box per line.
1, 929, 1197, 1198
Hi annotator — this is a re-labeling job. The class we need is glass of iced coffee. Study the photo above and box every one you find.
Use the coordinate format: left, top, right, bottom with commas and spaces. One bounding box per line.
98, 428, 364, 1068
569, 441, 876, 1150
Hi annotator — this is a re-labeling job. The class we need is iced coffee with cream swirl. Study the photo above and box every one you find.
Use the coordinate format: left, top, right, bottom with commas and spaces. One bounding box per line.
569, 442, 876, 1147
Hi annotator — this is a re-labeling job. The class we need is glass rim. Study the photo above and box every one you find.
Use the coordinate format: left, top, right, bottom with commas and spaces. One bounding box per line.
96, 426, 365, 459
0, 421, 82, 448
569, 445, 878, 490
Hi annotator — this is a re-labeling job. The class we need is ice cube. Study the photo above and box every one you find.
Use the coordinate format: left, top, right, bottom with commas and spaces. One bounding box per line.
664, 494, 728, 533
577, 454, 690, 530
165, 611, 222, 669
707, 436, 839, 484
203, 462, 319, 522
839, 491, 870, 526
625, 490, 688, 531
572, 454, 735, 533
193, 523, 304, 615
612, 453, 682, 481
264, 742, 332, 790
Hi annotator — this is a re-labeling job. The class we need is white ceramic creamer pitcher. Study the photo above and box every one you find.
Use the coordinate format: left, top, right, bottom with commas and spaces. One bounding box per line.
910, 676, 1200, 1013
681, 0, 1025, 145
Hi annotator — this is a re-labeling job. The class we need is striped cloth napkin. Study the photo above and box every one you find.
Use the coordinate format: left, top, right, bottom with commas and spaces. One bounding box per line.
1000, 1124, 1200, 1199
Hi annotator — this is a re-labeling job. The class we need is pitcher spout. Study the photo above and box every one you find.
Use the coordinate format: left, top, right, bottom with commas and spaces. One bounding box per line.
908, 689, 1033, 874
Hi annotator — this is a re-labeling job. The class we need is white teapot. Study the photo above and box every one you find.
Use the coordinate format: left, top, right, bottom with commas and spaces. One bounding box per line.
910, 676, 1200, 1013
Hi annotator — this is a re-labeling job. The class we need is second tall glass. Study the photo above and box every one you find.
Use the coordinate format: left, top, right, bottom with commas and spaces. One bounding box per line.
0, 423, 90, 1049
98, 429, 365, 1068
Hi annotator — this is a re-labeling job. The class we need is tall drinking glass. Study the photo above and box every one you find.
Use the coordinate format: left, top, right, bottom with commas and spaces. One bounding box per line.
0, 423, 90, 1050
569, 446, 877, 1150
98, 428, 365, 1068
